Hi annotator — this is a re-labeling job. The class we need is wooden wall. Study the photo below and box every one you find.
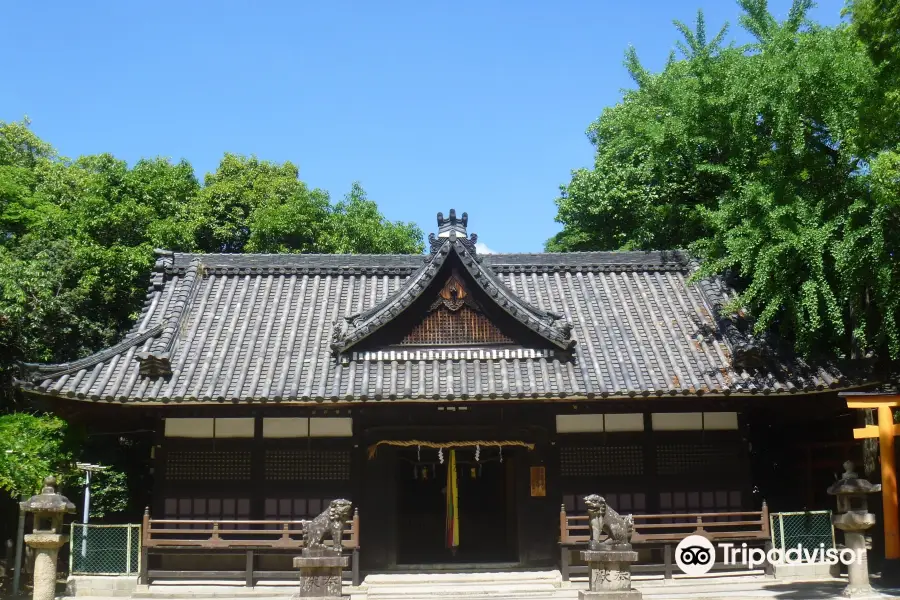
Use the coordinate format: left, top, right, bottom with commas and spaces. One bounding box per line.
146, 399, 808, 571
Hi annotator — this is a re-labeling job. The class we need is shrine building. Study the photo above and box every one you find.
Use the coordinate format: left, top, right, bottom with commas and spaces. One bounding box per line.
15, 210, 870, 576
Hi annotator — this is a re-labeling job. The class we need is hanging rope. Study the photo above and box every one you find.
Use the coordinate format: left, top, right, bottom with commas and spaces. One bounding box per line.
367, 439, 535, 459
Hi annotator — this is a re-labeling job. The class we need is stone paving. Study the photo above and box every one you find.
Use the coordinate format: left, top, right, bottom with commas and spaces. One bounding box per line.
53, 573, 900, 600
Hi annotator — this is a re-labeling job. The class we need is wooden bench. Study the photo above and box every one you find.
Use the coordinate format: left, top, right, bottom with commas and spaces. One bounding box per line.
559, 502, 773, 581
140, 509, 361, 586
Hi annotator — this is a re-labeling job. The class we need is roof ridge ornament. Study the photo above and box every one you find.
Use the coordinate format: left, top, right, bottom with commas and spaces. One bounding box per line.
135, 351, 173, 377
429, 209, 479, 255
438, 209, 467, 236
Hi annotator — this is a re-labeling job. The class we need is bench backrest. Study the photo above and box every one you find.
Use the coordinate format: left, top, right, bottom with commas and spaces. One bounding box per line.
559, 502, 769, 544
142, 508, 360, 550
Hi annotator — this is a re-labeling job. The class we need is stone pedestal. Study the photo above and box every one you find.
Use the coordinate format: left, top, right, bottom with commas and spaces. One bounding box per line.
578, 549, 642, 600
293, 548, 348, 600
842, 532, 873, 598
24, 532, 68, 600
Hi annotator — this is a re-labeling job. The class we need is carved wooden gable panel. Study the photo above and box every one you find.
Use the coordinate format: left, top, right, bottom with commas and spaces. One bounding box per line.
399, 270, 513, 346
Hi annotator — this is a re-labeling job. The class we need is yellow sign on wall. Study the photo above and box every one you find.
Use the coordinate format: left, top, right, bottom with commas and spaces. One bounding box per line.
530, 466, 546, 497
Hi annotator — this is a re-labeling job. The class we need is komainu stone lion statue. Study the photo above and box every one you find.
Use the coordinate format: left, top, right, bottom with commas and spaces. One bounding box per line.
584, 494, 634, 550
303, 499, 353, 553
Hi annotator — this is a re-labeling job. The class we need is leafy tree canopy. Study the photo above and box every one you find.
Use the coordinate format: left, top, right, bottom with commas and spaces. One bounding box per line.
1, 119, 424, 400
550, 0, 900, 362
0, 120, 423, 514
0, 412, 73, 498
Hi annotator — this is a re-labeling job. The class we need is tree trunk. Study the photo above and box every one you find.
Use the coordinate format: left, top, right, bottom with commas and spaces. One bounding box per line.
863, 408, 878, 477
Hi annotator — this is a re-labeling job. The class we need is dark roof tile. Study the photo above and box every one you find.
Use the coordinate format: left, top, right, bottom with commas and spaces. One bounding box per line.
17, 248, 849, 403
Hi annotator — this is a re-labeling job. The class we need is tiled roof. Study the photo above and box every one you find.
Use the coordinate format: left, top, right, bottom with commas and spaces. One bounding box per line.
17, 221, 850, 404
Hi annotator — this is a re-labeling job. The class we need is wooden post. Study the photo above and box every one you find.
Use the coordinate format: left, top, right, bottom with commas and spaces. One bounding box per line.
763, 540, 775, 578
663, 545, 673, 580
140, 507, 150, 585
351, 508, 360, 548
843, 392, 900, 583
141, 507, 150, 547
878, 404, 900, 560
559, 505, 568, 544
559, 504, 570, 581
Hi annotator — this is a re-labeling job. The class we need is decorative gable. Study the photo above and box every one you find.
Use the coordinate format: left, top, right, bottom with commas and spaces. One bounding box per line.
399, 270, 514, 346
329, 209, 576, 357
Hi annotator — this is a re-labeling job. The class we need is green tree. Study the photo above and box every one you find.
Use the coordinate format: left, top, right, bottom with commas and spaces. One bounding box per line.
548, 11, 738, 252
0, 129, 203, 410
192, 153, 332, 253
0, 118, 56, 243
1, 123, 424, 409
0, 412, 74, 498
846, 0, 900, 83
325, 182, 425, 254
190, 155, 424, 255
550, 0, 900, 361
1, 119, 424, 516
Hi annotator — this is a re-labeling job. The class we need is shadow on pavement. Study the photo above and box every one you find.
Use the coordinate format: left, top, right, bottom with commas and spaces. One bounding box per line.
762, 580, 900, 598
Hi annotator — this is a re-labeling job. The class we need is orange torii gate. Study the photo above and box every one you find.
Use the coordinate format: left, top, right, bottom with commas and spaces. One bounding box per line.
842, 391, 900, 580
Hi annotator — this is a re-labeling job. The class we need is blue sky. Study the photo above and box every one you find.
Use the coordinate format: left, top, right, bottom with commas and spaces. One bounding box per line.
3, 0, 846, 253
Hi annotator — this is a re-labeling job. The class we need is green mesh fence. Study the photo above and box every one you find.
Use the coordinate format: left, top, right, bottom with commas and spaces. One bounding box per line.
69, 524, 141, 575
770, 511, 835, 559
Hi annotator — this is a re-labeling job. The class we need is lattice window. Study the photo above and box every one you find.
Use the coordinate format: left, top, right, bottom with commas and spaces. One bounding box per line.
658, 490, 744, 522
165, 451, 251, 481
264, 497, 348, 520
163, 497, 251, 529
655, 443, 741, 476
563, 492, 646, 513
659, 490, 742, 512
401, 305, 514, 346
399, 270, 514, 346
559, 446, 644, 477
265, 450, 351, 481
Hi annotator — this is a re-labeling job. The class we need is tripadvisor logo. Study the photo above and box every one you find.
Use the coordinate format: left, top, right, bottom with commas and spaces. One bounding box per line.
675, 535, 864, 576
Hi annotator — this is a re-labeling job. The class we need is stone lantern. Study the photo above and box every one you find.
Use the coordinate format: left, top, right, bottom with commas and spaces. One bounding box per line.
827, 461, 881, 597
21, 476, 75, 600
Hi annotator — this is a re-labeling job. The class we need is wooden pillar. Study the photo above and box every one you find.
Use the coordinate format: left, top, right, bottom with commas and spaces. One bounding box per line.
152, 415, 166, 518
879, 405, 900, 560
805, 445, 814, 509
252, 414, 265, 520
844, 392, 900, 581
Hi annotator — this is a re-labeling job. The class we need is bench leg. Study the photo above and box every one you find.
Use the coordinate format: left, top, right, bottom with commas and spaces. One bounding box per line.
352, 548, 360, 587
763, 540, 774, 578
664, 545, 673, 580
560, 547, 570, 581
245, 550, 254, 587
